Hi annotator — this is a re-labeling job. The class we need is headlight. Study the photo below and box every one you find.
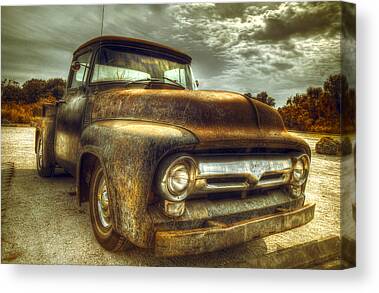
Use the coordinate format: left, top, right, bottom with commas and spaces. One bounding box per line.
156, 156, 196, 202
167, 164, 190, 195
293, 159, 305, 181
291, 155, 310, 186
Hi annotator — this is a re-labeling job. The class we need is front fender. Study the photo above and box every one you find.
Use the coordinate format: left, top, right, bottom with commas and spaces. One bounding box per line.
78, 119, 198, 247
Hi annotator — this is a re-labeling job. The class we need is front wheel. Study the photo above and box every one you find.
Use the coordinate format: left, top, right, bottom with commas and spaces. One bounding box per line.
89, 162, 131, 252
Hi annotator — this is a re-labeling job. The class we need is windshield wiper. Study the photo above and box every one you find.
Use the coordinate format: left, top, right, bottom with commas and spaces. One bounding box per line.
124, 77, 185, 89
159, 77, 185, 89
124, 78, 152, 86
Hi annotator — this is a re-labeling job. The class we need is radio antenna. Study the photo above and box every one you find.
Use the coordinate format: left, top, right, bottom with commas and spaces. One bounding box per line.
95, 4, 105, 82
100, 4, 105, 36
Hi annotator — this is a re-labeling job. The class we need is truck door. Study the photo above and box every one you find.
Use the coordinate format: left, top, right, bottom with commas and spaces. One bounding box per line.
54, 50, 92, 175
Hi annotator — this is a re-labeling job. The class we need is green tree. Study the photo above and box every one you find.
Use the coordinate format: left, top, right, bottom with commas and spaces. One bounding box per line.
278, 74, 355, 133
256, 91, 276, 107
244, 91, 276, 107
45, 78, 66, 99
306, 87, 323, 99
22, 79, 47, 103
323, 74, 349, 114
1, 79, 25, 103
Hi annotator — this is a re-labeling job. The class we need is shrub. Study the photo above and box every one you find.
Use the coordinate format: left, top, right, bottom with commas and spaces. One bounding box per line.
1, 97, 55, 124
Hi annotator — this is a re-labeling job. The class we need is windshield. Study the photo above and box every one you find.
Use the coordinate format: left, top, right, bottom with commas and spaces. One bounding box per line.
91, 46, 196, 90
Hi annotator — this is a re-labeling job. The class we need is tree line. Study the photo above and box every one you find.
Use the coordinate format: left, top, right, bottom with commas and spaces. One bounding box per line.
245, 74, 355, 133
2, 74, 355, 133
1, 78, 66, 124
1, 78, 66, 104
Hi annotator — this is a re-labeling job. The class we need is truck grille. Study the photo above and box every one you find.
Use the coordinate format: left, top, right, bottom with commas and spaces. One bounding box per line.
191, 155, 292, 196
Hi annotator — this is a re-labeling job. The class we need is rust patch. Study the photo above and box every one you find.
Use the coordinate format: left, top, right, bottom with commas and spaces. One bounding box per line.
155, 203, 315, 257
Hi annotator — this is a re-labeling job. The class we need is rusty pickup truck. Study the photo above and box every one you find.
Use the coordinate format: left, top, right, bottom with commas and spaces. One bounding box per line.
35, 36, 315, 257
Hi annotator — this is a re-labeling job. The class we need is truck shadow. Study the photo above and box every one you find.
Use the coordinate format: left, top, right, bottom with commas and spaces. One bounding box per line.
120, 238, 269, 268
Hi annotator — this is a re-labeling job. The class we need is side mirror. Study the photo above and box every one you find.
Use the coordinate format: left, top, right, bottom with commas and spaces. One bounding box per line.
71, 61, 81, 72
195, 80, 200, 88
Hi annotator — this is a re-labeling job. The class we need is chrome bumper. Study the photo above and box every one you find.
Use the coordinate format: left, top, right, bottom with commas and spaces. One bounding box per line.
154, 203, 315, 257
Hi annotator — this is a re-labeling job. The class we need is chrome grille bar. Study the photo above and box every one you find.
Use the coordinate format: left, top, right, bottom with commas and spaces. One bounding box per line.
191, 156, 292, 195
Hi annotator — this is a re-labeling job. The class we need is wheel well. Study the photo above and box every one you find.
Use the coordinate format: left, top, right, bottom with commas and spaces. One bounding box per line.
79, 153, 100, 203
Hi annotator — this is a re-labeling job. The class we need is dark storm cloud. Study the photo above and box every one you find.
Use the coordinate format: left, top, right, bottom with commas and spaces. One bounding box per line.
1, 2, 355, 106
271, 62, 294, 71
2, 5, 103, 81
239, 2, 341, 42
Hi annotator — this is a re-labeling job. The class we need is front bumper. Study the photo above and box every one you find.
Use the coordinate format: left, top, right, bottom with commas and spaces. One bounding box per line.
154, 202, 315, 257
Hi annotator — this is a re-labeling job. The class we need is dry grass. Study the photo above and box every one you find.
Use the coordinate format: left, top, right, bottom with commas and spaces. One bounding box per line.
1, 97, 55, 124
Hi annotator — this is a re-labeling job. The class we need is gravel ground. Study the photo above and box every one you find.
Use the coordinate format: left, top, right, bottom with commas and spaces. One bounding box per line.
1, 126, 355, 267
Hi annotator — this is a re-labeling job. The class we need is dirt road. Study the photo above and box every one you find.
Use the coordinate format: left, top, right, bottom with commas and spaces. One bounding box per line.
1, 126, 355, 267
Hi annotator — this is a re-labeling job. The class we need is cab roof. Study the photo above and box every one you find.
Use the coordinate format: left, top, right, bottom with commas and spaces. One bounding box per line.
74, 35, 192, 63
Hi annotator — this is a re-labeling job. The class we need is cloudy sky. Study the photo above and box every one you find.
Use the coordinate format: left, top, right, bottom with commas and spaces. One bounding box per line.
1, 1, 355, 106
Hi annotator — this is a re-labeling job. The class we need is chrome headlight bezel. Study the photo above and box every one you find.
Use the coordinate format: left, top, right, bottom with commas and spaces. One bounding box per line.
291, 154, 310, 186
156, 156, 197, 202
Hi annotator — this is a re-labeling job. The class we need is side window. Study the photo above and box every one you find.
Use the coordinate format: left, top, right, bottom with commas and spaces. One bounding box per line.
70, 51, 92, 89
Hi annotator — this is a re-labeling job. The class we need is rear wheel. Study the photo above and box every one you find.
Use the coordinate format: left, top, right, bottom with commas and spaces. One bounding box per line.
89, 162, 131, 252
36, 132, 55, 177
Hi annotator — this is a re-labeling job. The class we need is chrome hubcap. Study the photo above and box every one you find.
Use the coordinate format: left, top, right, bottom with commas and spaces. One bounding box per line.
97, 177, 111, 229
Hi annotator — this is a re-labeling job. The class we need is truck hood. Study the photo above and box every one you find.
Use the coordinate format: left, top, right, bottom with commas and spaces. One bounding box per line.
90, 88, 295, 146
